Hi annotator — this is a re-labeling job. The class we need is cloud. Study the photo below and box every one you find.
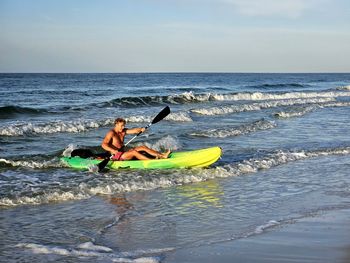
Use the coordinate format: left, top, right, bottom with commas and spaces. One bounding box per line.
220, 0, 320, 18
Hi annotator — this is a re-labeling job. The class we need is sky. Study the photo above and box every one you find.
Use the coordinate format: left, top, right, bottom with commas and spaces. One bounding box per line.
0, 0, 349, 73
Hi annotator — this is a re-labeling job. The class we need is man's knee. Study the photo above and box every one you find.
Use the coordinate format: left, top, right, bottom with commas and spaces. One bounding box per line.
135, 146, 146, 151
130, 149, 138, 155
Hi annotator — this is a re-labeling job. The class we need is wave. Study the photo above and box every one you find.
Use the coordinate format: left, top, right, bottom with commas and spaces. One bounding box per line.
336, 85, 350, 91
274, 106, 316, 118
0, 112, 192, 137
0, 191, 90, 207
190, 119, 276, 138
249, 83, 307, 89
2, 146, 350, 207
0, 119, 113, 137
320, 101, 350, 108
274, 101, 350, 119
99, 90, 350, 107
213, 147, 350, 178
126, 112, 193, 123
211, 91, 350, 101
16, 242, 173, 262
191, 98, 335, 116
101, 92, 211, 107
0, 105, 47, 119
0, 157, 63, 169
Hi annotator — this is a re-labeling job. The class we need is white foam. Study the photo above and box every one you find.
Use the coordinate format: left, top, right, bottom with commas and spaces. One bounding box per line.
77, 242, 113, 252
221, 148, 350, 177
3, 147, 350, 207
170, 91, 211, 103
16, 242, 173, 263
191, 119, 276, 138
0, 119, 113, 137
0, 191, 90, 207
321, 101, 350, 108
211, 91, 350, 101
134, 135, 182, 152
0, 112, 192, 137
87, 147, 350, 196
127, 112, 193, 123
166, 90, 350, 103
274, 101, 350, 119
108, 90, 350, 108
254, 220, 280, 234
191, 97, 335, 115
336, 85, 350, 91
0, 157, 63, 169
165, 112, 193, 122
62, 144, 78, 157
274, 106, 316, 118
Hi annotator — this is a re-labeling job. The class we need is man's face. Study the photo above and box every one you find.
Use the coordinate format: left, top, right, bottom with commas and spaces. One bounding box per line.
116, 122, 125, 130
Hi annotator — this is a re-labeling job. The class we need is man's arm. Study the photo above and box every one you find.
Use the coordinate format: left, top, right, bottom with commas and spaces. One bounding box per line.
126, 127, 146, 135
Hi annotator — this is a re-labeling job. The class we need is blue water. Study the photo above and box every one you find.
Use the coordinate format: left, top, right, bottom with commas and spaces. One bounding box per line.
1, 73, 350, 262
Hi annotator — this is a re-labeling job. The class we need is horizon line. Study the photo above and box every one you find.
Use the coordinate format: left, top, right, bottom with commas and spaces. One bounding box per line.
1, 72, 350, 74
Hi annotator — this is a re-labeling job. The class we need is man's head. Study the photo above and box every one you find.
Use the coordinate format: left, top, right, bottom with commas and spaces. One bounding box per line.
114, 118, 126, 130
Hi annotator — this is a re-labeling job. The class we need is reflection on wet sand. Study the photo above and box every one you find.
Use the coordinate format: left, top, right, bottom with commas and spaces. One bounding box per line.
167, 180, 224, 214
109, 194, 134, 215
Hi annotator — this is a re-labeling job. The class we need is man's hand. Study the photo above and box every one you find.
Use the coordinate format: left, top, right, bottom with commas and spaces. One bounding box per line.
111, 149, 119, 155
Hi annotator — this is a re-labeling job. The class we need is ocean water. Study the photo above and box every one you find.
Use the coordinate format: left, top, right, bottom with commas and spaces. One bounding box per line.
1, 73, 350, 262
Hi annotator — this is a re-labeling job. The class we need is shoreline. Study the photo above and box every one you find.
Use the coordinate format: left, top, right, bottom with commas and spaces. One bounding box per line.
165, 207, 350, 263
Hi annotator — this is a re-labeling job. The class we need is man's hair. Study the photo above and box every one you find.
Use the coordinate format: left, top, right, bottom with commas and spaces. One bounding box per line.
114, 118, 126, 125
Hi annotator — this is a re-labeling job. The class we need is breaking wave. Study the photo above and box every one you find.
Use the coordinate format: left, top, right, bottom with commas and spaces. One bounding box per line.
0, 119, 113, 137
190, 119, 276, 138
101, 92, 211, 107
0, 157, 63, 169
99, 90, 350, 107
191, 98, 335, 115
336, 85, 350, 91
208, 90, 350, 101
1, 146, 350, 207
274, 106, 316, 118
274, 101, 350, 119
0, 112, 192, 137
126, 112, 193, 123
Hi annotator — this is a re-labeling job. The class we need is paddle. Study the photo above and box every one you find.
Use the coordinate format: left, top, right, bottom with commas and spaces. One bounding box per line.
124, 106, 171, 147
97, 106, 171, 172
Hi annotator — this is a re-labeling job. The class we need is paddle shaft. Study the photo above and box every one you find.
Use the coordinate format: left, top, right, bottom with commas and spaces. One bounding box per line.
124, 106, 170, 147
124, 124, 151, 147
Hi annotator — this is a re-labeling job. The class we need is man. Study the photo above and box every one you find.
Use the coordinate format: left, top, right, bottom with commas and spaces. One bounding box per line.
102, 118, 171, 161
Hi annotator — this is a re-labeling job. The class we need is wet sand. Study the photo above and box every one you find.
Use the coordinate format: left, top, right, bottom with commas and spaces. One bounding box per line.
165, 208, 350, 263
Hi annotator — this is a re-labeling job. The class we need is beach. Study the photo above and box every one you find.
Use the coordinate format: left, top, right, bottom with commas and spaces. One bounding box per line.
1, 73, 350, 262
165, 207, 350, 263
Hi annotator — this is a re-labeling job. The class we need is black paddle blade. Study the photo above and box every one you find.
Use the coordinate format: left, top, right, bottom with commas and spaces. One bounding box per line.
97, 156, 111, 172
151, 106, 170, 124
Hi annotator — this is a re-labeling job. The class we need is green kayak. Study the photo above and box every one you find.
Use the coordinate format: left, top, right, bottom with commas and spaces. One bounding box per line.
61, 146, 222, 170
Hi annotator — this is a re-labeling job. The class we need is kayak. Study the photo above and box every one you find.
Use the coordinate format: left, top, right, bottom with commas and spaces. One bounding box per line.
61, 146, 222, 170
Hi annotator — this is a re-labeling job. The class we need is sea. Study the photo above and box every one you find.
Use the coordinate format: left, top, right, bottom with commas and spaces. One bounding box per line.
1, 73, 350, 262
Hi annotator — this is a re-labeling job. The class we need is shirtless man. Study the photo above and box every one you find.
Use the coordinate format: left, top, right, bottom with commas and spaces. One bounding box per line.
102, 118, 171, 161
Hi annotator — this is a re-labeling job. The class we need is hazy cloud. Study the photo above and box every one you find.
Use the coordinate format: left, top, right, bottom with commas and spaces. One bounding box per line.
220, 0, 322, 17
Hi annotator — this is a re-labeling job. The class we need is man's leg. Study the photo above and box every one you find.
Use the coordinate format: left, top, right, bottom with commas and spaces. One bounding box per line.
122, 149, 151, 160
132, 146, 163, 158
